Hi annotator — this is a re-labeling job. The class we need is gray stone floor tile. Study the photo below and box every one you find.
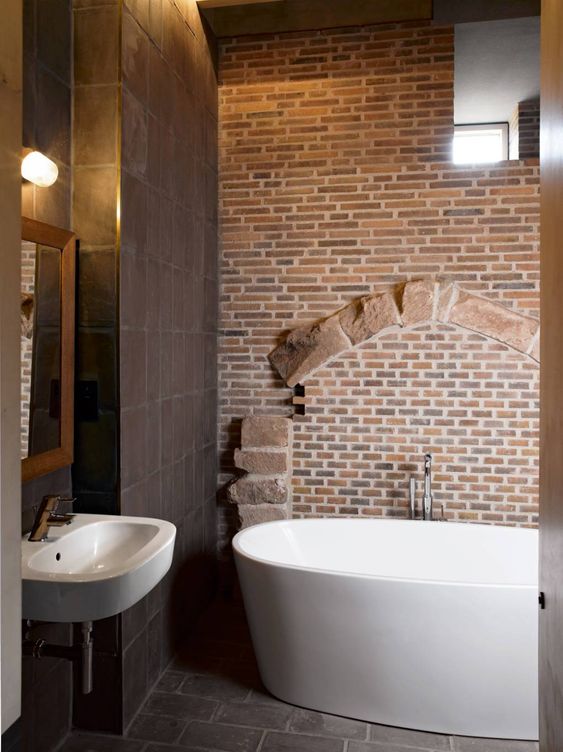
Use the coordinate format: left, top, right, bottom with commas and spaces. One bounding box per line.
215, 700, 293, 729
452, 738, 538, 752
145, 746, 223, 752
289, 708, 368, 741
369, 723, 452, 749
180, 673, 251, 702
349, 742, 440, 752
246, 688, 289, 708
56, 733, 145, 752
127, 712, 186, 743
172, 654, 225, 674
179, 720, 263, 751
143, 690, 217, 720
261, 730, 345, 752
59, 601, 536, 752
156, 670, 186, 693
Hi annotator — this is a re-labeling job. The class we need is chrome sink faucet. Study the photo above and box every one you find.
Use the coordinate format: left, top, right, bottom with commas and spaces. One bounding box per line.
28, 495, 75, 542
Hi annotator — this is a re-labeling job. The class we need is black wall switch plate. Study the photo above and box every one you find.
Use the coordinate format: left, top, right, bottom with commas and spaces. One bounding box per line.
77, 380, 98, 421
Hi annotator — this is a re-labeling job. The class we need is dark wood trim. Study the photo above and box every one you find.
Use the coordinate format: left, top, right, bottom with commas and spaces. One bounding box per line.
21, 217, 76, 483
433, 0, 540, 24
539, 0, 563, 748
202, 0, 432, 38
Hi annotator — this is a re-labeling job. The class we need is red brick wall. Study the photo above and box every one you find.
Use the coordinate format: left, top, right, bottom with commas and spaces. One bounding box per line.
518, 99, 540, 160
218, 22, 540, 547
509, 99, 540, 160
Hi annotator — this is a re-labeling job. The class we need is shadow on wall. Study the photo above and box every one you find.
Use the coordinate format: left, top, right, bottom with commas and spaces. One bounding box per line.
168, 553, 218, 648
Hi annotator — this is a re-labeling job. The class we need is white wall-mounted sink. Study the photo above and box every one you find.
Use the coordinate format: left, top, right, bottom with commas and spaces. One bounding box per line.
22, 514, 176, 623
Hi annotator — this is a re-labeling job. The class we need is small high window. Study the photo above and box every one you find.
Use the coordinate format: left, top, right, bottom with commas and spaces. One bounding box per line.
452, 123, 508, 165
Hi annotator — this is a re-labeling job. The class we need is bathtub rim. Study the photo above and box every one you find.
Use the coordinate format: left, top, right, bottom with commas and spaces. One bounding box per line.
232, 518, 538, 590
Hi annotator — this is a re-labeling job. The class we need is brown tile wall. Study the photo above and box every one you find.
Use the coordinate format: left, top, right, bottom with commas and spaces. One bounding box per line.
118, 0, 219, 730
72, 0, 120, 518
21, 1, 74, 749
21, 0, 218, 742
22, 0, 72, 229
218, 22, 540, 549
70, 2, 122, 735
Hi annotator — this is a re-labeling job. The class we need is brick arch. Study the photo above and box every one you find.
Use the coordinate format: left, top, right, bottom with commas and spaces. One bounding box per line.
269, 280, 540, 387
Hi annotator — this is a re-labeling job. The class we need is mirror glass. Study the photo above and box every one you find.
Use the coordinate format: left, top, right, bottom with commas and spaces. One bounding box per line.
20, 240, 62, 459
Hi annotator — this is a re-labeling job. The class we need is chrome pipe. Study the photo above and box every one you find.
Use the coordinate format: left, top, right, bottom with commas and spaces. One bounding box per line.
409, 476, 417, 519
422, 453, 433, 521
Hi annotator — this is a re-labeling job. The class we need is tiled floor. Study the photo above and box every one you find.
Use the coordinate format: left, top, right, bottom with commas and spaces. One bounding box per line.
56, 601, 538, 752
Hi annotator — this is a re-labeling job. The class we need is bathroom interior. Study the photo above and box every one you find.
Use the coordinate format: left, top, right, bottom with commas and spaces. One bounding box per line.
3, 0, 563, 750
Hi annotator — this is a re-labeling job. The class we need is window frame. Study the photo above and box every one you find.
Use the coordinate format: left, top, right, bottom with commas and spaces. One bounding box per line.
452, 122, 509, 165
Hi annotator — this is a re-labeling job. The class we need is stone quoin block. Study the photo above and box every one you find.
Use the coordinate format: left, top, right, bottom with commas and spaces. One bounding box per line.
339, 292, 401, 345
241, 416, 293, 448
400, 279, 436, 326
449, 292, 539, 354
238, 503, 290, 529
269, 315, 351, 388
227, 475, 289, 506
234, 448, 289, 475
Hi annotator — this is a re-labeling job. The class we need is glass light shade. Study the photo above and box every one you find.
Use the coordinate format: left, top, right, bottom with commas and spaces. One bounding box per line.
21, 151, 58, 187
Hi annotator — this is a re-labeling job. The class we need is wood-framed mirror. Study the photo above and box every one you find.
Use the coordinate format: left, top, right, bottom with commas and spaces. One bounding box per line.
21, 217, 76, 483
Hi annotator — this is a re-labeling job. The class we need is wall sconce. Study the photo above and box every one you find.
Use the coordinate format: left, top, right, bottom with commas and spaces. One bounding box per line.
21, 150, 58, 188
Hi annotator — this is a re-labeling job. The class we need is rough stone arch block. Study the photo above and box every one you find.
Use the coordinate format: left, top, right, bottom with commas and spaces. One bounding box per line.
268, 279, 540, 386
339, 291, 401, 345
268, 316, 351, 388
400, 279, 436, 326
448, 291, 539, 355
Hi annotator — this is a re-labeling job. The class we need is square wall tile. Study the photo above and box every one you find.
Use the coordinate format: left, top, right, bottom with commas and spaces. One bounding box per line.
74, 165, 118, 247
74, 84, 118, 166
74, 6, 120, 85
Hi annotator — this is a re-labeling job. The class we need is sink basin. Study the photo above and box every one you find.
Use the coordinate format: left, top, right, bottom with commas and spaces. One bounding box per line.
22, 513, 176, 622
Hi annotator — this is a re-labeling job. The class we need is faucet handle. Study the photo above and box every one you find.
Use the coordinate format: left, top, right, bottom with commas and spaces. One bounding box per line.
42, 494, 76, 512
55, 497, 76, 513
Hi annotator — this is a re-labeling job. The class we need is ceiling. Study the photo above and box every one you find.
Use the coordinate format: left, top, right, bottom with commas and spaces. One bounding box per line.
198, 0, 539, 37
454, 16, 540, 125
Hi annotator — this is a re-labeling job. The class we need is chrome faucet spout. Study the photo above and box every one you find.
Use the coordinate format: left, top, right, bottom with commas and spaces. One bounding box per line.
28, 495, 76, 542
422, 453, 433, 521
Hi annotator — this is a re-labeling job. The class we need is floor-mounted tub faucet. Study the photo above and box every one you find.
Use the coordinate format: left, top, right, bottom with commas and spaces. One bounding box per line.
409, 454, 440, 521
422, 453, 433, 521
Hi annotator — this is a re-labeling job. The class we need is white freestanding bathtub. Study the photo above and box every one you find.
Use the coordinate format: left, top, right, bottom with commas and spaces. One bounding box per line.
233, 518, 538, 740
